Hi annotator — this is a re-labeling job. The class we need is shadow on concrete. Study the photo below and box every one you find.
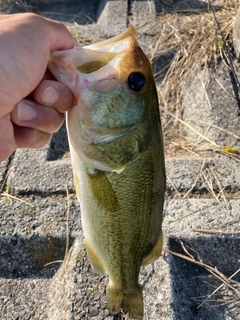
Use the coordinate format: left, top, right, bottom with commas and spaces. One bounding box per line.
5, 0, 100, 24
0, 234, 74, 279
37, 0, 101, 24
5, 0, 213, 25
167, 236, 240, 320
46, 122, 69, 161
152, 51, 176, 85
5, 0, 119, 24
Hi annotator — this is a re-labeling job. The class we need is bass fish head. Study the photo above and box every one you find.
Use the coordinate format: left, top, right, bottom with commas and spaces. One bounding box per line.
49, 27, 159, 172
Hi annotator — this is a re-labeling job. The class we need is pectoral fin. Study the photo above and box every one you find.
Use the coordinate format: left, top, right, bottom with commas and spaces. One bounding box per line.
142, 232, 163, 266
87, 169, 120, 212
86, 241, 106, 275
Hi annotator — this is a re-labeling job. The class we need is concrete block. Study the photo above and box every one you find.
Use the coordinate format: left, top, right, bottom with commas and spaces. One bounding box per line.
233, 8, 240, 59
0, 157, 10, 191
97, 0, 128, 36
6, 125, 74, 196
182, 62, 240, 149
166, 154, 240, 196
132, 0, 157, 28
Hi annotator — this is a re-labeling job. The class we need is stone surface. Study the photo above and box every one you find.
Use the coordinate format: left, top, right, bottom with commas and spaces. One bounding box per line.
6, 124, 74, 196
233, 7, 240, 59
182, 63, 240, 147
0, 157, 10, 191
166, 154, 240, 197
0, 1, 240, 320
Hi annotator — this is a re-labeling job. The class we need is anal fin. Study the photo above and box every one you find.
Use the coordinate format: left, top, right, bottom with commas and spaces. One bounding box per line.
86, 241, 106, 275
142, 232, 163, 266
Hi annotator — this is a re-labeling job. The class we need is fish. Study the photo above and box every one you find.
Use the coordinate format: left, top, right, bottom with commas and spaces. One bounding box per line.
48, 26, 166, 319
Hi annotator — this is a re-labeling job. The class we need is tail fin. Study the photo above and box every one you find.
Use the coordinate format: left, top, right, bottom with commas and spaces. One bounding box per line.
107, 285, 143, 319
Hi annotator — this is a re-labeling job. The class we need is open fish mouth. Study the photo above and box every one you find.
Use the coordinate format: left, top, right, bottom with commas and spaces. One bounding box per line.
77, 26, 138, 75
84, 26, 137, 52
50, 26, 138, 75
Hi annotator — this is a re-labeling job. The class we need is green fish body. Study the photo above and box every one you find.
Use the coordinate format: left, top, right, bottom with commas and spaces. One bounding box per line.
49, 27, 165, 319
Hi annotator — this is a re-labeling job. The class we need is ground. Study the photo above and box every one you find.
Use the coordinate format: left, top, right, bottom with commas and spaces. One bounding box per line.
0, 1, 240, 320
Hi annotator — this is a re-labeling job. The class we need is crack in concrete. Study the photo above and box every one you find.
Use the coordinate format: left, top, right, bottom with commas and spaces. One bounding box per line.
11, 188, 76, 197
166, 186, 240, 199
0, 152, 15, 192
127, 0, 133, 26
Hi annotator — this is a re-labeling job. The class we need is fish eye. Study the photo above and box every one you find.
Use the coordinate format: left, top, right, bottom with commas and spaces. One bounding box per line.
127, 72, 146, 92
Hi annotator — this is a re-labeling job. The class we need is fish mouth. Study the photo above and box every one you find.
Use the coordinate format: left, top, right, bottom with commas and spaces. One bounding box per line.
49, 27, 138, 78
84, 26, 137, 53
76, 26, 138, 74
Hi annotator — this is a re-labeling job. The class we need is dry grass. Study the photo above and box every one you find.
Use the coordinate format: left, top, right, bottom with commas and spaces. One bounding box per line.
0, 0, 33, 12
147, 0, 240, 156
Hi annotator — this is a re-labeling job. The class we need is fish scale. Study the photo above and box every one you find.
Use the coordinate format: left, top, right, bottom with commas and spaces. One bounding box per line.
48, 26, 165, 319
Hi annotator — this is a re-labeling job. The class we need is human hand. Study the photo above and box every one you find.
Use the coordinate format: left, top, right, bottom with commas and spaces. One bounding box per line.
0, 13, 77, 162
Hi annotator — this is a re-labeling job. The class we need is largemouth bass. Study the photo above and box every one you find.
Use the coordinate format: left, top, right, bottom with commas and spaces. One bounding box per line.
48, 26, 165, 319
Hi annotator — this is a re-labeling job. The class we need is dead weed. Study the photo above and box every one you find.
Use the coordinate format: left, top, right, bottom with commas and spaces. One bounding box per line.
148, 1, 240, 156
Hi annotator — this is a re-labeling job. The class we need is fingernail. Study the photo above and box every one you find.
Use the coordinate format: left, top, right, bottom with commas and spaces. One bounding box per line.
18, 101, 37, 121
42, 85, 59, 106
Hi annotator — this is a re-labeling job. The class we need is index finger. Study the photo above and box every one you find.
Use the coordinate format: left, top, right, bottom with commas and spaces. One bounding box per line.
33, 79, 75, 113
